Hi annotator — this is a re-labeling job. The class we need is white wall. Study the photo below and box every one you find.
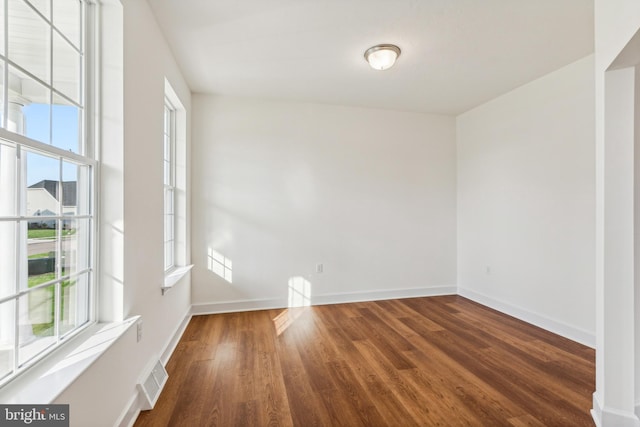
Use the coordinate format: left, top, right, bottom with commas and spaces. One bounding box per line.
594, 1, 640, 425
52, 1, 192, 426
457, 55, 595, 346
191, 96, 456, 311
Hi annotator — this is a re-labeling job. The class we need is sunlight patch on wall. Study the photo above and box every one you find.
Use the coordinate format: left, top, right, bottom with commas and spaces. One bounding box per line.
207, 248, 233, 283
288, 276, 311, 308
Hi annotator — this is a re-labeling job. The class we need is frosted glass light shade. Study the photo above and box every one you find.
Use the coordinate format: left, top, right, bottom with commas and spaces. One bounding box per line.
364, 44, 401, 70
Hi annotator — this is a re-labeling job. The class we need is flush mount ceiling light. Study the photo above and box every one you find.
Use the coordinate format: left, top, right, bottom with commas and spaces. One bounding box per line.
364, 44, 401, 70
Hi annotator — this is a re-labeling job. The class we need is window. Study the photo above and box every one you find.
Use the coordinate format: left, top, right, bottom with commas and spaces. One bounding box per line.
0, 0, 93, 385
162, 79, 189, 292
163, 99, 175, 272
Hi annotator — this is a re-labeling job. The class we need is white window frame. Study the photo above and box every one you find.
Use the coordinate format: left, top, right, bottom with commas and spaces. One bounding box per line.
0, 0, 96, 387
162, 79, 190, 293
163, 97, 176, 273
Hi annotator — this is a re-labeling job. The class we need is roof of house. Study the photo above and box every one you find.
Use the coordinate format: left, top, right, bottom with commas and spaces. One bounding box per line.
28, 180, 77, 206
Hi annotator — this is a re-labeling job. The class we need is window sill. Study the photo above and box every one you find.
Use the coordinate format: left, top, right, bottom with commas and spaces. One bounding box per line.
162, 264, 193, 295
0, 316, 139, 404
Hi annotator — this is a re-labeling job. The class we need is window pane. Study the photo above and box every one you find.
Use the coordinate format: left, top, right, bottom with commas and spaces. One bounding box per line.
163, 129, 168, 153
0, 62, 4, 128
25, 0, 50, 20
164, 241, 173, 270
0, 222, 16, 299
61, 160, 76, 215
163, 105, 172, 186
60, 272, 87, 336
0, 142, 17, 217
0, 1, 5, 57
11, 66, 51, 144
52, 95, 80, 153
8, 0, 50, 83
25, 151, 59, 216
53, 32, 81, 105
163, 134, 170, 183
0, 299, 15, 381
164, 187, 173, 215
26, 221, 57, 288
61, 160, 84, 215
53, 0, 81, 49
62, 162, 89, 216
18, 283, 56, 365
163, 157, 170, 185
164, 212, 173, 242
61, 218, 89, 277
78, 164, 90, 215
163, 109, 167, 133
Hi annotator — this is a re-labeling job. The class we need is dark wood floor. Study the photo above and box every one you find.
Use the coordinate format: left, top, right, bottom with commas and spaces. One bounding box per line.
134, 295, 595, 427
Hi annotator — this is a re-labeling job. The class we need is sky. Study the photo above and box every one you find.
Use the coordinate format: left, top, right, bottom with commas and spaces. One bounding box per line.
24, 103, 80, 186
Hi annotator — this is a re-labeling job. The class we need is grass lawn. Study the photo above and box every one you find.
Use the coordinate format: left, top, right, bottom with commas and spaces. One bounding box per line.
28, 229, 56, 239
28, 272, 56, 287
27, 229, 76, 239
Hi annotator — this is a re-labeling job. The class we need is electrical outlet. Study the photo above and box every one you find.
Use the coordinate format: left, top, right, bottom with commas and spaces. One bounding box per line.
316, 263, 323, 274
137, 321, 143, 343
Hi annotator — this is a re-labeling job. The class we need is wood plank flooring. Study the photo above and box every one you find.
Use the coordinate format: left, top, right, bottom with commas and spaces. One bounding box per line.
134, 296, 595, 426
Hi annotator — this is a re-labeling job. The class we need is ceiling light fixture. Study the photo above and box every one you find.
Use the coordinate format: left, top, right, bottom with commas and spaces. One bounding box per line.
364, 44, 401, 70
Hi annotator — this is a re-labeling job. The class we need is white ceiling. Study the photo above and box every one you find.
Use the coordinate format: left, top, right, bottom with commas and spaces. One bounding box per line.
147, 0, 594, 115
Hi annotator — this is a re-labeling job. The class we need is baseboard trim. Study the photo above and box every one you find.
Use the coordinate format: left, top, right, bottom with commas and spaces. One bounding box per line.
161, 307, 193, 365
312, 286, 457, 306
192, 297, 288, 315
458, 287, 595, 348
591, 392, 640, 427
117, 393, 140, 427
118, 307, 193, 427
592, 393, 603, 427
191, 286, 458, 315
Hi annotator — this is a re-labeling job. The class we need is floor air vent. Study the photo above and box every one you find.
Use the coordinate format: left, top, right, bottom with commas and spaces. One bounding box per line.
138, 359, 168, 410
